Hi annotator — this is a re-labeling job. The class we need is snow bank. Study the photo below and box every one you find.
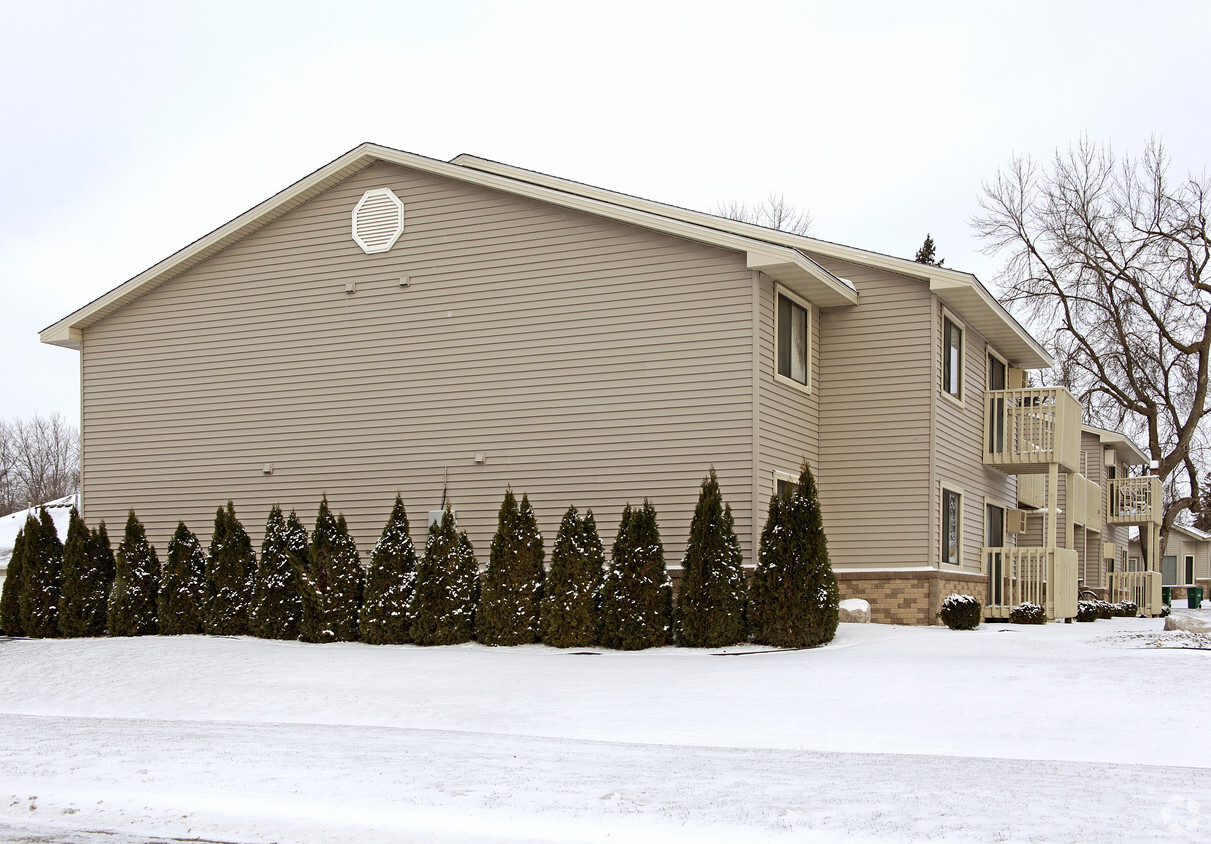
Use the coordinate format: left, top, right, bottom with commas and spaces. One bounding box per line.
0, 494, 76, 571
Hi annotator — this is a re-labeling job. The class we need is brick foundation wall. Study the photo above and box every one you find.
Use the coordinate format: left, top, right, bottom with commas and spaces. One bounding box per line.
835, 570, 989, 625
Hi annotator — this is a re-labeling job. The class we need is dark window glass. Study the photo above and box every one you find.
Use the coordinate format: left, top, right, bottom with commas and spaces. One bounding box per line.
778, 295, 808, 385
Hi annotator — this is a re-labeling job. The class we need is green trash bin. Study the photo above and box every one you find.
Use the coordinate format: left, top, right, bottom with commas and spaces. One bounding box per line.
1162, 586, 1172, 605
1189, 587, 1204, 609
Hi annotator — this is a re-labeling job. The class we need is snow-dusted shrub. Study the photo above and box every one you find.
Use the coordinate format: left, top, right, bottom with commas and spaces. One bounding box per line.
158, 521, 207, 635
107, 510, 160, 636
1075, 600, 1100, 622
599, 500, 673, 650
1160, 603, 1171, 618
59, 509, 112, 637
938, 594, 981, 630
0, 526, 28, 635
411, 508, 478, 646
204, 501, 255, 636
298, 499, 364, 643
360, 494, 418, 645
251, 505, 303, 640
22, 508, 63, 638
476, 490, 544, 646
1008, 602, 1046, 625
540, 505, 603, 649
749, 463, 839, 648
675, 469, 747, 648
1113, 600, 1138, 618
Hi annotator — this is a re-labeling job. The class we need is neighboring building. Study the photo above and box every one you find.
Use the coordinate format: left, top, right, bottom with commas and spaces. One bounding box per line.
1130, 523, 1211, 601
39, 143, 1160, 624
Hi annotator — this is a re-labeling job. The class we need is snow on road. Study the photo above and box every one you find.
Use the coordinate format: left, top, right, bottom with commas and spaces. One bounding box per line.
1, 617, 1209, 842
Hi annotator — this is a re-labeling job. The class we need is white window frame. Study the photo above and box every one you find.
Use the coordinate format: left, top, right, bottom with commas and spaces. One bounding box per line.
941, 308, 965, 407
774, 285, 812, 394
1185, 554, 1196, 585
940, 483, 964, 568
773, 469, 799, 502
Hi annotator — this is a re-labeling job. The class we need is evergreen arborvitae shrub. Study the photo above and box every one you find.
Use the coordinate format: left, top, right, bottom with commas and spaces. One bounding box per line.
1008, 601, 1046, 625
938, 594, 982, 630
599, 501, 674, 650
158, 522, 207, 635
540, 505, 604, 648
360, 494, 418, 645
251, 505, 304, 640
675, 469, 748, 648
107, 510, 160, 636
749, 463, 840, 648
204, 501, 255, 635
477, 490, 545, 646
298, 497, 364, 643
22, 508, 64, 638
0, 527, 28, 636
59, 508, 113, 637
410, 508, 479, 646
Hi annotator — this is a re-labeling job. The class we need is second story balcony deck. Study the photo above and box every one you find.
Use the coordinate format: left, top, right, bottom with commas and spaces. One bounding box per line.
984, 387, 1082, 474
1106, 475, 1162, 526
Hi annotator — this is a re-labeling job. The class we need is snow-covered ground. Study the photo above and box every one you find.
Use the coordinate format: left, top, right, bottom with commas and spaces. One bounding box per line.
1, 615, 1209, 842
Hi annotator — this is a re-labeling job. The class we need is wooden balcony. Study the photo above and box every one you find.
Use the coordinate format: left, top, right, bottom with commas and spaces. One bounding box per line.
1069, 473, 1103, 530
984, 388, 1082, 474
1106, 476, 1162, 526
1108, 570, 1163, 616
984, 547, 1078, 621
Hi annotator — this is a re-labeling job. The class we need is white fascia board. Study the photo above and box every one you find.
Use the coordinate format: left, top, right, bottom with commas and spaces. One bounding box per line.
929, 275, 1052, 369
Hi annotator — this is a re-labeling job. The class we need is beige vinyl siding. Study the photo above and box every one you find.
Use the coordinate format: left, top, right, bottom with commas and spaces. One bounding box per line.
932, 298, 1017, 574
812, 258, 934, 570
80, 160, 757, 566
756, 273, 821, 517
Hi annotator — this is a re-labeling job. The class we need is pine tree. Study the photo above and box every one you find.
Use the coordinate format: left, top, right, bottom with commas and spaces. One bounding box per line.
251, 505, 303, 640
59, 507, 99, 637
540, 505, 603, 648
749, 462, 839, 648
410, 509, 479, 645
599, 501, 673, 650
676, 469, 748, 648
204, 501, 255, 636
914, 234, 945, 267
22, 508, 63, 638
0, 527, 27, 636
360, 494, 418, 645
107, 510, 160, 636
477, 490, 545, 645
158, 522, 207, 635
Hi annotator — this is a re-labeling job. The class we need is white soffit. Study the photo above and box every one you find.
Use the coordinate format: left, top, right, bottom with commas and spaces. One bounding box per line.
352, 188, 405, 254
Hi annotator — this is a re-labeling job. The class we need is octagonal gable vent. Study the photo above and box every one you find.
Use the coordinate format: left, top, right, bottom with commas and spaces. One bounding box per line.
352, 188, 405, 254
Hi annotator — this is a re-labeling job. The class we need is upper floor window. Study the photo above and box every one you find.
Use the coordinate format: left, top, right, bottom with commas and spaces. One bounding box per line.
942, 487, 962, 566
777, 291, 809, 388
943, 316, 963, 399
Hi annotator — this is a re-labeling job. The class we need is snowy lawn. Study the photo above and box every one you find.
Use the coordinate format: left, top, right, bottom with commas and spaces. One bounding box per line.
1, 615, 1209, 842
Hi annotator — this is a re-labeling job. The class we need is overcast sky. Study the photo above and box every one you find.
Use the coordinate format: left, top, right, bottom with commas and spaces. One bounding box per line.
3, 0, 1209, 422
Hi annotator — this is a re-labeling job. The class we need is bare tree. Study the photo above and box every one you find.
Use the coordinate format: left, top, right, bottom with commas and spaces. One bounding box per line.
0, 414, 80, 516
714, 192, 814, 236
973, 138, 1211, 536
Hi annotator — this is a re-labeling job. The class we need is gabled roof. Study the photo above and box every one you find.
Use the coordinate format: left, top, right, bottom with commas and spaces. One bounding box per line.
42, 142, 1048, 368
452, 154, 1053, 369
40, 143, 857, 349
1081, 424, 1151, 466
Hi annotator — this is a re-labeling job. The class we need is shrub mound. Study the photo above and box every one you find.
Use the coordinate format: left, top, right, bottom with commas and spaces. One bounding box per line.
938, 594, 981, 630
1008, 602, 1046, 625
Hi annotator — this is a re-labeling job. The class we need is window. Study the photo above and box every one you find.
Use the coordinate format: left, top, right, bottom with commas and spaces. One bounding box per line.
943, 316, 963, 399
1127, 556, 1141, 572
942, 488, 962, 566
1186, 555, 1195, 585
987, 352, 1006, 453
774, 470, 799, 501
777, 292, 809, 387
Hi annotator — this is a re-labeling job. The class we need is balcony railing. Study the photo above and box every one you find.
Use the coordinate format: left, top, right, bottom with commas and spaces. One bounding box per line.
984, 387, 1082, 474
1069, 472, 1103, 530
984, 547, 1078, 621
1108, 570, 1163, 616
1106, 476, 1162, 526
